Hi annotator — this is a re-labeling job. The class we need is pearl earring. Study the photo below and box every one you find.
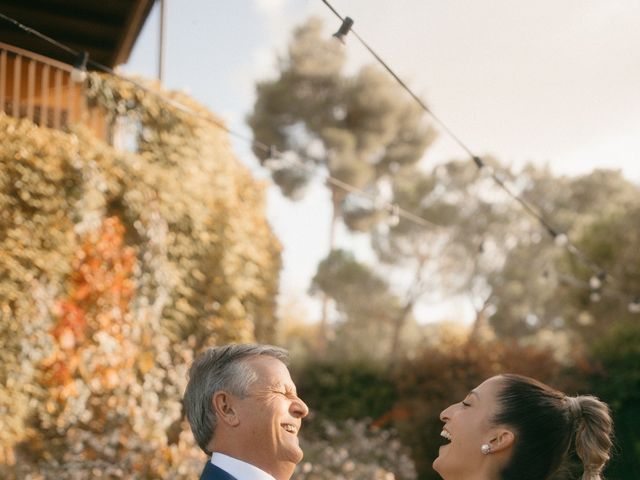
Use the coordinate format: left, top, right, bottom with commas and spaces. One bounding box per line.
481, 444, 491, 455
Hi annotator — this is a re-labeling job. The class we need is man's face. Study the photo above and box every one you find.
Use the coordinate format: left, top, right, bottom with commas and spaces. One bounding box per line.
234, 356, 309, 472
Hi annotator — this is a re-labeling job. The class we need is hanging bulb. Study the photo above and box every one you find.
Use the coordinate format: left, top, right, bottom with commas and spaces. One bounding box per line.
373, 195, 386, 211
333, 17, 354, 43
479, 164, 495, 179
472, 156, 494, 179
628, 296, 640, 313
71, 51, 89, 83
263, 145, 285, 170
263, 158, 284, 170
589, 291, 601, 303
589, 271, 606, 290
554, 233, 569, 247
386, 203, 400, 227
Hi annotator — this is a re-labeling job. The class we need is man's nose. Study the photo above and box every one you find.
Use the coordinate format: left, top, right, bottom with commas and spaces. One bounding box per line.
291, 396, 310, 418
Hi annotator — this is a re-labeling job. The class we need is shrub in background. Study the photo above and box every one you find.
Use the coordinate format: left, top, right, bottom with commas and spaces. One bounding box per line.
0, 71, 280, 478
293, 359, 397, 422
296, 418, 416, 480
588, 321, 640, 478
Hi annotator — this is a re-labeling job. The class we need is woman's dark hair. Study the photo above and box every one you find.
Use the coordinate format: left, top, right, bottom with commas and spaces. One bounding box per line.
493, 374, 613, 480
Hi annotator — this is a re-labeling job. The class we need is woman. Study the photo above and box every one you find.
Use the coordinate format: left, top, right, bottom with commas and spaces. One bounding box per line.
433, 374, 613, 480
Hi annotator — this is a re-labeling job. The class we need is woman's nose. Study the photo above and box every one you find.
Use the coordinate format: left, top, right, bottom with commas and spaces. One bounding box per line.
440, 403, 454, 422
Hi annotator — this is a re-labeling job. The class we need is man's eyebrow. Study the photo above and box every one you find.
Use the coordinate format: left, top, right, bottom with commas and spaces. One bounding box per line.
282, 383, 299, 395
269, 381, 296, 393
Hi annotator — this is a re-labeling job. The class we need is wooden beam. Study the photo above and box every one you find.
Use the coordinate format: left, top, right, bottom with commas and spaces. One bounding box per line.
0, 0, 129, 24
111, 0, 155, 66
0, 31, 114, 67
0, 4, 121, 41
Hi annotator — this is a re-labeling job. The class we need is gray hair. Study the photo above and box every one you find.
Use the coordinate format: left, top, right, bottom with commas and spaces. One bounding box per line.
183, 343, 289, 454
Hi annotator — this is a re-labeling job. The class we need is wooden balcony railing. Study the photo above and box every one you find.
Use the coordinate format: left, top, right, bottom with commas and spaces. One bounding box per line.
0, 42, 108, 139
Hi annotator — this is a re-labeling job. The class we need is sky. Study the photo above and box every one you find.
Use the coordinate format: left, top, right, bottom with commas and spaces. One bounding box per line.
123, 0, 640, 323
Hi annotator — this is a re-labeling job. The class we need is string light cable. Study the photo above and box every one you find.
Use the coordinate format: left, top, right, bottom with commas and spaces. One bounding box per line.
1, 11, 637, 312
551, 271, 640, 313
319, 0, 638, 305
0, 11, 442, 231
321, 2, 595, 264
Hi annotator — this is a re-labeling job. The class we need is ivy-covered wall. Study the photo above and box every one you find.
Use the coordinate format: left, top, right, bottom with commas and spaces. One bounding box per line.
0, 73, 281, 478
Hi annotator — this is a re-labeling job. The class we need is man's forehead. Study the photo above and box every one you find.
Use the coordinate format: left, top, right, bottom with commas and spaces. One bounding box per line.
244, 354, 286, 367
244, 355, 292, 380
243, 358, 298, 393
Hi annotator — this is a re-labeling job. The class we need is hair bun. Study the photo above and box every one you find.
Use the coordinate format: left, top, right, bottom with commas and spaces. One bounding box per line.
565, 396, 582, 423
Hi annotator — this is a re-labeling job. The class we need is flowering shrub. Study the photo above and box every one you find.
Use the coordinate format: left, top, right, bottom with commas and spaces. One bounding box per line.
296, 418, 416, 480
0, 71, 280, 477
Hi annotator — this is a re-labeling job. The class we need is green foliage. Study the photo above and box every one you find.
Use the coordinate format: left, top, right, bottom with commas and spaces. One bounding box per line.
475, 166, 640, 340
250, 15, 435, 356
590, 321, 640, 405
293, 359, 397, 422
249, 16, 433, 214
588, 322, 640, 478
310, 249, 405, 361
86, 73, 282, 347
561, 203, 640, 341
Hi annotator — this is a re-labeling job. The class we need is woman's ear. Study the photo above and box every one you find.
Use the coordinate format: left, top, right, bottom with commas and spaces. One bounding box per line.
488, 428, 515, 453
212, 391, 240, 427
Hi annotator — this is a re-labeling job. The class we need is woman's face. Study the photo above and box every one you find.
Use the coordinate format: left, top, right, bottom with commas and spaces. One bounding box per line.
432, 376, 506, 479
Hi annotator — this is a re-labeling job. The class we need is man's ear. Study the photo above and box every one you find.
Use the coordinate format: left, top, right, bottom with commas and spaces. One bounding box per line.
212, 391, 240, 427
488, 428, 515, 453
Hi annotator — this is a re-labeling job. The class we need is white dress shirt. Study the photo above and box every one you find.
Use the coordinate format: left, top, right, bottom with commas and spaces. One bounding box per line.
211, 452, 276, 480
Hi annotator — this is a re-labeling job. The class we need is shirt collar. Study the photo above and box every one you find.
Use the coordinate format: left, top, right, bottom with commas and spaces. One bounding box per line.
211, 452, 277, 480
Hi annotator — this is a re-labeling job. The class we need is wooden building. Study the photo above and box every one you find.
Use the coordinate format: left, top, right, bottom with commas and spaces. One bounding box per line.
0, 0, 154, 134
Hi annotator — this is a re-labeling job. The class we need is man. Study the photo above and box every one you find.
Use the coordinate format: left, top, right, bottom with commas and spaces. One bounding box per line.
184, 344, 309, 480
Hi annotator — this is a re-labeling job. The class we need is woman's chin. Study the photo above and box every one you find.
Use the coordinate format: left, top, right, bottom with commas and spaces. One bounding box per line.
432, 444, 450, 476
432, 452, 442, 472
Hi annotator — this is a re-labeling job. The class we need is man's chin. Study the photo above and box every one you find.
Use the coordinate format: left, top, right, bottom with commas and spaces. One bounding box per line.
291, 447, 304, 464
282, 445, 304, 465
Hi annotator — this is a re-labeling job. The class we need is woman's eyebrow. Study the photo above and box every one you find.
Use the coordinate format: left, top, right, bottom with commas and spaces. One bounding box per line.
468, 390, 480, 399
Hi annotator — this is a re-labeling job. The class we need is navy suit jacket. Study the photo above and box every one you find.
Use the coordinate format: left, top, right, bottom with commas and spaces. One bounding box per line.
199, 461, 238, 480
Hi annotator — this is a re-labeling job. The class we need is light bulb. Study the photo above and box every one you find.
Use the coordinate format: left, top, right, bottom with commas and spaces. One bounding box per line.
387, 204, 400, 227
71, 51, 89, 83
263, 157, 285, 171
628, 298, 640, 313
71, 68, 87, 83
554, 233, 568, 247
478, 164, 494, 179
